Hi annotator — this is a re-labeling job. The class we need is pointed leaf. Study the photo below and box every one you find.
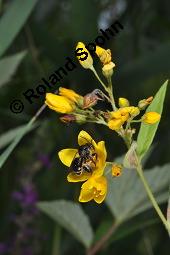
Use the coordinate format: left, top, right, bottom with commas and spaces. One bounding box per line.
0, 120, 38, 168
0, 123, 37, 150
105, 163, 170, 221
37, 200, 94, 248
0, 51, 26, 87
0, 0, 38, 57
137, 80, 168, 159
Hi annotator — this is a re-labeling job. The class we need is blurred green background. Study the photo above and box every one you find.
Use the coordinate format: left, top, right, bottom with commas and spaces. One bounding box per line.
0, 0, 170, 254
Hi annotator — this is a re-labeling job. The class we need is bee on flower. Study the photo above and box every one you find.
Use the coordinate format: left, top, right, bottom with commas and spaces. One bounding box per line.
58, 130, 107, 203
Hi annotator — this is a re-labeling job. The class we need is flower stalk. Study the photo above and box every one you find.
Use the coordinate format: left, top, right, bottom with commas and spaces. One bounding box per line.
136, 157, 170, 233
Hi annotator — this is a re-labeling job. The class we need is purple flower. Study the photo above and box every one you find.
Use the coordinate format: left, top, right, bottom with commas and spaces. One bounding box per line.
0, 243, 9, 254
38, 154, 51, 169
21, 185, 38, 207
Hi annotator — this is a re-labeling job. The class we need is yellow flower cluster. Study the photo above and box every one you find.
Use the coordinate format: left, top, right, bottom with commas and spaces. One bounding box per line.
58, 131, 107, 204
107, 106, 140, 131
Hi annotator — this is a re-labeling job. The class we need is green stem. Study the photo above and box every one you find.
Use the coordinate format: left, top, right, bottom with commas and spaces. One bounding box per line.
90, 66, 108, 92
107, 77, 117, 111
136, 159, 170, 233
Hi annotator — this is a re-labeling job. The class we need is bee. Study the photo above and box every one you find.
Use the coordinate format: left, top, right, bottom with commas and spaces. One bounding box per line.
69, 137, 97, 175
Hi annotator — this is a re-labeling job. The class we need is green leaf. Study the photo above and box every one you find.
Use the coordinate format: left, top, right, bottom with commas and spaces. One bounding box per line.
0, 123, 37, 150
0, 0, 38, 57
0, 120, 38, 168
167, 192, 170, 235
37, 200, 94, 248
0, 51, 26, 87
137, 80, 168, 159
105, 163, 170, 222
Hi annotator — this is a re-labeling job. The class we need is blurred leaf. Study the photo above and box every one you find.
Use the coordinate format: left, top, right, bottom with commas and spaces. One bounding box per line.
167, 193, 170, 235
37, 200, 94, 248
116, 42, 170, 86
105, 163, 170, 222
0, 51, 26, 87
95, 217, 159, 245
0, 0, 38, 57
137, 80, 168, 159
0, 120, 38, 168
0, 123, 37, 150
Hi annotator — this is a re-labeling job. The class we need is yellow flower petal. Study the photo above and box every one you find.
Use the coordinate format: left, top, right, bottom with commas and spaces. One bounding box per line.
93, 141, 107, 177
94, 194, 106, 204
59, 87, 82, 104
79, 188, 94, 203
45, 93, 75, 113
58, 149, 77, 167
79, 176, 107, 204
78, 130, 97, 147
67, 172, 91, 182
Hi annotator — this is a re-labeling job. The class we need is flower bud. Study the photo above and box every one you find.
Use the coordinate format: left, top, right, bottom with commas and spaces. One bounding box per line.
96, 46, 112, 65
118, 97, 130, 107
45, 93, 75, 113
111, 164, 122, 177
138, 96, 153, 110
102, 62, 115, 79
76, 42, 93, 69
142, 112, 161, 124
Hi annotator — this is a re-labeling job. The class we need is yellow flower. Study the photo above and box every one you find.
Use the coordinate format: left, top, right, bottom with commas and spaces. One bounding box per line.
118, 97, 130, 108
76, 42, 93, 69
142, 112, 161, 124
59, 87, 83, 104
95, 46, 112, 65
58, 130, 107, 182
111, 164, 122, 177
107, 109, 129, 131
107, 106, 140, 131
122, 106, 140, 117
79, 175, 107, 204
45, 93, 75, 113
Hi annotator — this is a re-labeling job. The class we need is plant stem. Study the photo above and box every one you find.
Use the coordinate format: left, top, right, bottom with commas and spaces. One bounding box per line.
136, 159, 170, 233
90, 66, 108, 92
107, 77, 117, 111
86, 221, 120, 255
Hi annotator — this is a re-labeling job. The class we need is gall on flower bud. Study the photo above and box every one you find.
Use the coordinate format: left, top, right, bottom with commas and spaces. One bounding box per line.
111, 164, 122, 177
118, 97, 130, 108
83, 89, 104, 109
60, 114, 76, 124
142, 112, 161, 124
75, 42, 93, 69
102, 62, 115, 79
138, 96, 153, 110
